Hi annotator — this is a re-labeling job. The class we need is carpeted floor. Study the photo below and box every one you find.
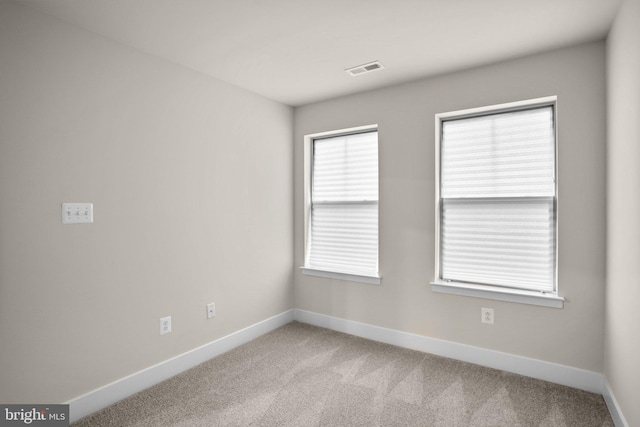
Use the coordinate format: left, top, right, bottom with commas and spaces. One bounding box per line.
73, 321, 614, 426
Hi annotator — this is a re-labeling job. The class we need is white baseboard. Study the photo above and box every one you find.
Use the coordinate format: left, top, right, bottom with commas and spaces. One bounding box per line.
293, 309, 604, 394
602, 376, 629, 427
66, 310, 294, 423
67, 309, 625, 425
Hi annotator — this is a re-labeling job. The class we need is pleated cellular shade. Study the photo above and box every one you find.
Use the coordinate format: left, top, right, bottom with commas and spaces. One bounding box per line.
440, 106, 556, 292
308, 131, 378, 276
441, 199, 555, 291
441, 107, 555, 198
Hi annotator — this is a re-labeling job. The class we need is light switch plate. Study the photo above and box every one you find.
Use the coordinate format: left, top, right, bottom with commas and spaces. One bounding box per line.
62, 203, 93, 224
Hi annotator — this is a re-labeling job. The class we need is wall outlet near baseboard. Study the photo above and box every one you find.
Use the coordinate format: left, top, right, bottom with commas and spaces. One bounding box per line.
207, 303, 215, 319
160, 316, 172, 335
481, 308, 494, 324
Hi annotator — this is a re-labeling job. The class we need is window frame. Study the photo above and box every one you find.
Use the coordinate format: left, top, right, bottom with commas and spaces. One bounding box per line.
300, 124, 381, 285
431, 97, 564, 308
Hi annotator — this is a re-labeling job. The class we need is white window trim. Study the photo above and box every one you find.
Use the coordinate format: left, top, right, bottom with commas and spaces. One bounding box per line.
301, 124, 381, 285
432, 96, 564, 308
300, 267, 381, 285
430, 280, 564, 308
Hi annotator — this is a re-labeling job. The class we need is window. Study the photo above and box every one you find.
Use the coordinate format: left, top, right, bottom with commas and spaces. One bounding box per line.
432, 97, 563, 308
301, 126, 380, 284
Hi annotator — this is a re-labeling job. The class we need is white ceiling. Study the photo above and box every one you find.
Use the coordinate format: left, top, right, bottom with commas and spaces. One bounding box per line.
17, 0, 622, 106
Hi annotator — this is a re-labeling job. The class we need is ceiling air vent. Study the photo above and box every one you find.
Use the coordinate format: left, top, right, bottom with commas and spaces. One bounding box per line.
345, 61, 384, 76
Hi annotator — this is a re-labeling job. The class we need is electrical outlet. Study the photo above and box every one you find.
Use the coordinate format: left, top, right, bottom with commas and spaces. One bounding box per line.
206, 303, 215, 319
481, 308, 494, 325
160, 316, 172, 335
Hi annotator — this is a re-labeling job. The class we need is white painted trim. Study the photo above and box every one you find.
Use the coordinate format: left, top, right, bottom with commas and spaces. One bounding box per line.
302, 124, 380, 282
436, 96, 559, 120
293, 309, 602, 394
300, 267, 381, 285
66, 310, 294, 423
431, 281, 564, 308
602, 376, 629, 427
433, 96, 561, 300
66, 309, 623, 424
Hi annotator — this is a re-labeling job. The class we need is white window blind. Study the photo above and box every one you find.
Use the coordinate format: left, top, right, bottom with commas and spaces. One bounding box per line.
439, 106, 556, 292
306, 131, 379, 277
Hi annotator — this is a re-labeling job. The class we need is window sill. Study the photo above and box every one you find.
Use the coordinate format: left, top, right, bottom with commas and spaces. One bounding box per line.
300, 267, 381, 285
430, 280, 564, 308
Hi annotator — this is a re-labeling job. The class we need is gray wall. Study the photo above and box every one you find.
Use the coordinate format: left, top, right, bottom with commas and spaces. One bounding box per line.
2, 0, 626, 417
0, 2, 293, 403
294, 42, 607, 372
605, 0, 640, 425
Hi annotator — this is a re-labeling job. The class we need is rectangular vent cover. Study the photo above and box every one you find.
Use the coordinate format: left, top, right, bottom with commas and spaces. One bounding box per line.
345, 61, 384, 76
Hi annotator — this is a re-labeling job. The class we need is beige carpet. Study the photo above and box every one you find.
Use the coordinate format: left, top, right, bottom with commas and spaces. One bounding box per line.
73, 322, 613, 426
